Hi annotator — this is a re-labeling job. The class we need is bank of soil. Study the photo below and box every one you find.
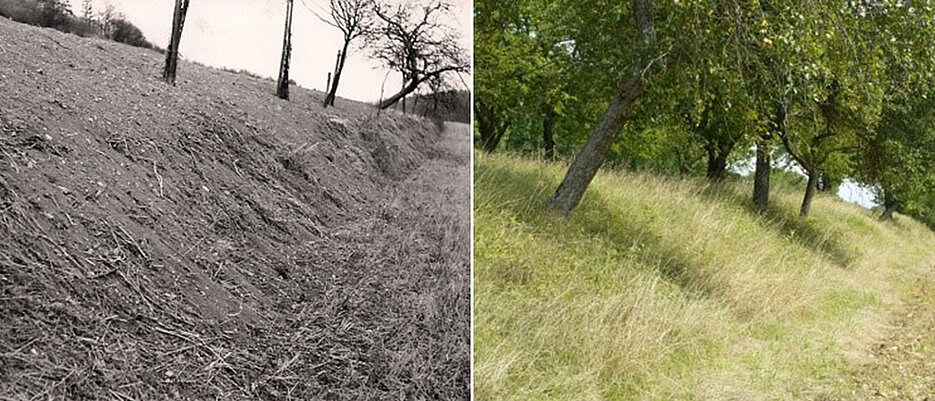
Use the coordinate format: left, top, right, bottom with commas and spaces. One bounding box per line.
0, 17, 469, 400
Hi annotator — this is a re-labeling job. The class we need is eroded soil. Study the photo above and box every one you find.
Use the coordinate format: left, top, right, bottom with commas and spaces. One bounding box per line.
0, 17, 470, 400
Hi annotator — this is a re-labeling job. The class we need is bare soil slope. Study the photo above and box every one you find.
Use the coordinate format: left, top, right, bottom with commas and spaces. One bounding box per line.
0, 17, 469, 400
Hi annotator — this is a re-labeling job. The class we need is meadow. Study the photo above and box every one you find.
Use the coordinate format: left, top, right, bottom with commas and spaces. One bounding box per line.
473, 152, 935, 400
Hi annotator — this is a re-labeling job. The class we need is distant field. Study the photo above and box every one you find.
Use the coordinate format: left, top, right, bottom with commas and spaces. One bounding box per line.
473, 152, 935, 400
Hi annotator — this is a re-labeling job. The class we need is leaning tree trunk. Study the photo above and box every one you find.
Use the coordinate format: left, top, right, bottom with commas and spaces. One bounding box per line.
544, 77, 647, 214
800, 169, 820, 217
276, 0, 294, 100
379, 77, 421, 109
545, 0, 656, 215
752, 136, 771, 213
162, 0, 191, 85
324, 44, 349, 107
543, 109, 556, 160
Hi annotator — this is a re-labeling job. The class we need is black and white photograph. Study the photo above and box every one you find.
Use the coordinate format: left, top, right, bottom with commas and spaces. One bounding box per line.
0, 0, 471, 399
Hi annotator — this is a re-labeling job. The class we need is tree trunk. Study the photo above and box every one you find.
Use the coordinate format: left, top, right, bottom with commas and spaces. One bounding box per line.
476, 102, 508, 152
544, 76, 647, 214
879, 204, 897, 221
324, 43, 349, 107
755, 104, 783, 213
379, 78, 421, 109
543, 109, 556, 160
753, 136, 771, 213
879, 188, 898, 221
800, 169, 820, 217
276, 0, 294, 100
545, 0, 656, 215
162, 0, 190, 85
705, 143, 731, 182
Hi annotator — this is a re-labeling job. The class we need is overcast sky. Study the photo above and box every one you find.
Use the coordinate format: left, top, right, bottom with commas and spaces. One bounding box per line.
67, 0, 472, 103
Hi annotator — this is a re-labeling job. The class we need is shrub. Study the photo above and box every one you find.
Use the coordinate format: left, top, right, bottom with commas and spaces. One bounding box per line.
0, 0, 154, 50
108, 17, 153, 49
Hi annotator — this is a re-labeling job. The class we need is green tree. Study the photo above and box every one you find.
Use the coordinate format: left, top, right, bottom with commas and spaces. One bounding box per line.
545, 0, 658, 215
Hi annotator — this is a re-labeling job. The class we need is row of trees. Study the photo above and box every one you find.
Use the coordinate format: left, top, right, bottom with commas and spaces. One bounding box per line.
0, 0, 153, 49
476, 0, 935, 226
162, 0, 469, 110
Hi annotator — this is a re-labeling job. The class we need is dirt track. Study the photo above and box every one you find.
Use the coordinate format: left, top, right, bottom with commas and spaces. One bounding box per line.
842, 273, 935, 401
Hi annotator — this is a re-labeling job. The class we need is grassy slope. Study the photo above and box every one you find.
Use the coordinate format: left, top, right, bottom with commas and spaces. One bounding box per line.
474, 152, 935, 400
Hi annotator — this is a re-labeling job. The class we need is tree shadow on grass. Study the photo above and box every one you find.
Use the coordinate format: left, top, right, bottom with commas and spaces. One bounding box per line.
475, 162, 719, 300
695, 182, 858, 268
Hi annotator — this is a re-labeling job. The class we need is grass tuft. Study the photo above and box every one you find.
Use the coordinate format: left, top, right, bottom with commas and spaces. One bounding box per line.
474, 152, 935, 400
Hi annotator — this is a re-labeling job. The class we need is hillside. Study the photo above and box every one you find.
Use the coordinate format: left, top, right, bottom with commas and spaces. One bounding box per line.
0, 17, 469, 400
474, 152, 935, 400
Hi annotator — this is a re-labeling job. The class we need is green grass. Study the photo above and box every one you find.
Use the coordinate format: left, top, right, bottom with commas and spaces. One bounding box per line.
473, 152, 935, 400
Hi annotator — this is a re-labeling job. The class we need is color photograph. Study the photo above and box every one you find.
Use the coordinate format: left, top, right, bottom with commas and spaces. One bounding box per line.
474, 0, 935, 399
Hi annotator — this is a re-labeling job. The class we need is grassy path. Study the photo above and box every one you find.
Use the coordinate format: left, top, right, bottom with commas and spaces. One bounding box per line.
300, 121, 472, 399
844, 270, 935, 401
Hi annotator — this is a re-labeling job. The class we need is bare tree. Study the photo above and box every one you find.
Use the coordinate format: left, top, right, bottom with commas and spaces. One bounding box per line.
163, 0, 192, 85
99, 5, 116, 36
277, 0, 295, 100
367, 0, 469, 110
81, 0, 93, 21
314, 0, 373, 107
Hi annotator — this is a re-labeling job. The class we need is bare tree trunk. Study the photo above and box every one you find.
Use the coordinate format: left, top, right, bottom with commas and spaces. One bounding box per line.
162, 0, 191, 85
276, 0, 294, 100
543, 109, 556, 160
544, 0, 656, 215
801, 169, 820, 217
379, 78, 421, 109
753, 136, 771, 213
324, 45, 349, 107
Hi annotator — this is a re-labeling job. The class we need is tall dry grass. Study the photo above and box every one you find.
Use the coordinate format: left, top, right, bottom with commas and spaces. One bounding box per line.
474, 152, 935, 400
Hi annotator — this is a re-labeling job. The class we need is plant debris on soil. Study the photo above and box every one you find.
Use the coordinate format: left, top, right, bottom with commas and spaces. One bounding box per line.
0, 17, 470, 400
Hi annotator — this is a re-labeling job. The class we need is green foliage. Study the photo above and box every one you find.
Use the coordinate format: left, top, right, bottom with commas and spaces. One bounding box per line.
476, 0, 935, 221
